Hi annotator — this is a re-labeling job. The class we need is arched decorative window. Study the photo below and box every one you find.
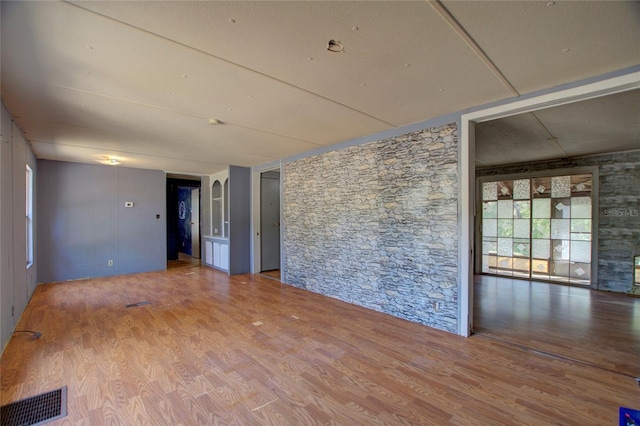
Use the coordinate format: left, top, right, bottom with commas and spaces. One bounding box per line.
211, 180, 222, 236
223, 179, 229, 237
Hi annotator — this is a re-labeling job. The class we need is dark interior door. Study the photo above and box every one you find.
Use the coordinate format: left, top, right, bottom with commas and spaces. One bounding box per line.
260, 171, 280, 271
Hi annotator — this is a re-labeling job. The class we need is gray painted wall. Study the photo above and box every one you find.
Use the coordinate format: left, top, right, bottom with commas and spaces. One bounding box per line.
200, 175, 212, 238
37, 160, 166, 283
477, 150, 640, 293
229, 166, 251, 275
283, 124, 459, 333
1, 103, 38, 352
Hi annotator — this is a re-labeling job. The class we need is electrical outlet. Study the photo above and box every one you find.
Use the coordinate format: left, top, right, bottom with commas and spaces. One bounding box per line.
108, 259, 114, 267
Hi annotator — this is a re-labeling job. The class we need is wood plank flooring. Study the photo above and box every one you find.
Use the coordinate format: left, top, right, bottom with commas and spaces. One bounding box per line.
167, 253, 202, 269
474, 275, 640, 378
1, 268, 638, 425
259, 270, 281, 281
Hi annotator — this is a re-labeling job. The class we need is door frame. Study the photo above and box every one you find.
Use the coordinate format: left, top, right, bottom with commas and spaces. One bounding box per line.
251, 161, 283, 277
459, 70, 640, 337
166, 175, 202, 262
259, 170, 281, 272
190, 187, 201, 259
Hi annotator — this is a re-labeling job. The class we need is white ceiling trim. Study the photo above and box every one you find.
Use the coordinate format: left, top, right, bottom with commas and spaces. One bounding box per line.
464, 71, 640, 124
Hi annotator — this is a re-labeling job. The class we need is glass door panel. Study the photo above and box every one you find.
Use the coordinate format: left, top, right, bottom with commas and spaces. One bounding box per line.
481, 182, 498, 274
498, 182, 515, 275
531, 185, 551, 280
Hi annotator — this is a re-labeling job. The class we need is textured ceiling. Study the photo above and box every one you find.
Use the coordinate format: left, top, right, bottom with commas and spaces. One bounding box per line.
1, 1, 639, 174
476, 89, 640, 167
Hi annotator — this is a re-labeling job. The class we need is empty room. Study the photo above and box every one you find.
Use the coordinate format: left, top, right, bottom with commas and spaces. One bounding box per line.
1, 1, 639, 425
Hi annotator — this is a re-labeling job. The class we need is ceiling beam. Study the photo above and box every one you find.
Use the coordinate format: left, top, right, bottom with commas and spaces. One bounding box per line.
65, 1, 398, 129
429, 1, 573, 158
428, 1, 519, 97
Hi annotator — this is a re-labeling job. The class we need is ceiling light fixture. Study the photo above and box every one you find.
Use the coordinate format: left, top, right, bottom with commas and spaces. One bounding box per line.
208, 118, 222, 125
108, 157, 120, 165
327, 40, 344, 53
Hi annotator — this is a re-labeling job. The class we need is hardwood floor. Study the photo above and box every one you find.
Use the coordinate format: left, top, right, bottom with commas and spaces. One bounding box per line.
1, 268, 638, 425
474, 275, 640, 378
167, 252, 202, 269
259, 269, 281, 281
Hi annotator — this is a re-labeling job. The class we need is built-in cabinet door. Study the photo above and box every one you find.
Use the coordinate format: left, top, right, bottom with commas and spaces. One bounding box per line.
208, 240, 229, 272
220, 244, 229, 271
213, 242, 221, 268
205, 240, 213, 266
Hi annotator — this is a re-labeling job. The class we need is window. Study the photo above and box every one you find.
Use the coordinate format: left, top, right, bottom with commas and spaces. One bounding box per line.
480, 173, 593, 285
223, 178, 229, 237
211, 180, 222, 236
635, 256, 640, 286
26, 164, 33, 268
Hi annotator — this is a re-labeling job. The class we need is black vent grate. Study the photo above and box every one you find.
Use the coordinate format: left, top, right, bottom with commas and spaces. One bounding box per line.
125, 301, 150, 308
1, 387, 67, 426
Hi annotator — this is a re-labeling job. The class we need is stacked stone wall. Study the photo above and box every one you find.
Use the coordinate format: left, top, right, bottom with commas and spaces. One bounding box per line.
283, 123, 459, 332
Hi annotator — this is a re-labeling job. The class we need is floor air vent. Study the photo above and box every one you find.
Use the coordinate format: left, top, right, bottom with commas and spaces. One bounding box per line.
0, 386, 67, 426
125, 301, 150, 308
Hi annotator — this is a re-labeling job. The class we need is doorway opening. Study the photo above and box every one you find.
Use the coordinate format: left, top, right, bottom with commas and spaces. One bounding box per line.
462, 74, 640, 379
166, 176, 202, 268
259, 170, 281, 280
460, 71, 639, 337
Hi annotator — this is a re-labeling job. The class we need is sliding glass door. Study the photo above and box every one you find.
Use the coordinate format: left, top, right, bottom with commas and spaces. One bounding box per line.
480, 173, 593, 285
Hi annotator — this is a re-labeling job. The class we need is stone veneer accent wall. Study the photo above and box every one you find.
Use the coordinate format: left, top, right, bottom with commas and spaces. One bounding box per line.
477, 150, 640, 293
283, 123, 459, 333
